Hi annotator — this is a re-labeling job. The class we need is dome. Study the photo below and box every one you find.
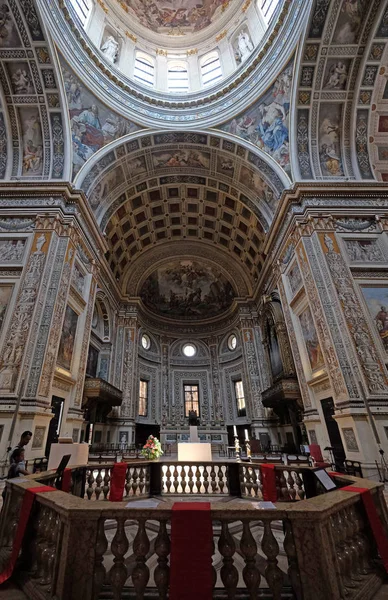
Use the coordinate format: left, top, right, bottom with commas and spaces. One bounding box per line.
58, 0, 290, 103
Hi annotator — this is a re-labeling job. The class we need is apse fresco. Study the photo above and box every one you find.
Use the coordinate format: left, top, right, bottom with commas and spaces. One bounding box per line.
59, 57, 140, 176
140, 260, 235, 319
218, 63, 292, 174
299, 306, 325, 371
120, 0, 229, 33
361, 287, 388, 352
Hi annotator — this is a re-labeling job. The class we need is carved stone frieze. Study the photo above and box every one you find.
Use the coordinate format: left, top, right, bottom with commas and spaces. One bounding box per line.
161, 340, 170, 426
320, 233, 388, 395
297, 242, 348, 400
0, 232, 50, 392
0, 218, 34, 231
0, 239, 26, 262
38, 242, 75, 398
278, 280, 311, 409
27, 237, 72, 398
209, 342, 224, 423
74, 278, 97, 406
121, 324, 137, 419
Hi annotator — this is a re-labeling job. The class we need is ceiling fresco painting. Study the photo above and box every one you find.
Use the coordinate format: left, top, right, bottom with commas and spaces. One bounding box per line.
140, 259, 236, 320
0, 3, 21, 47
118, 0, 230, 34
59, 56, 142, 176
218, 62, 293, 175
332, 0, 369, 45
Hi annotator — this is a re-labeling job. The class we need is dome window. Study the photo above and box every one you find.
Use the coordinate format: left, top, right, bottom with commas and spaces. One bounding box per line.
201, 52, 222, 87
228, 334, 237, 351
168, 62, 189, 92
141, 334, 151, 350
134, 53, 155, 87
259, 0, 281, 25
183, 343, 196, 357
70, 0, 91, 26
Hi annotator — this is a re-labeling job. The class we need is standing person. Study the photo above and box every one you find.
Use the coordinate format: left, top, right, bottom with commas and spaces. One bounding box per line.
9, 430, 32, 472
2, 448, 27, 503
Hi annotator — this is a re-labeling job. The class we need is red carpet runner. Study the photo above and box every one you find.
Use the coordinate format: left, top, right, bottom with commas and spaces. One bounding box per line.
342, 485, 388, 572
0, 485, 56, 584
109, 462, 128, 501
170, 502, 213, 600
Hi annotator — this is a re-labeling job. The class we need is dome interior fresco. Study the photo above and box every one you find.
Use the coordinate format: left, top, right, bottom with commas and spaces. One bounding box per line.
139, 258, 236, 320
117, 0, 238, 35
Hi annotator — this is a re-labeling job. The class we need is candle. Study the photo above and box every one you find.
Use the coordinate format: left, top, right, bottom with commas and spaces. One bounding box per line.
233, 426, 237, 437
245, 429, 249, 441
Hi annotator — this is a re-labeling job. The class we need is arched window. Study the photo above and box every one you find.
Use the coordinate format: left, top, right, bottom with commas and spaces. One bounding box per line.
70, 0, 91, 26
134, 53, 155, 87
200, 52, 222, 86
168, 62, 189, 92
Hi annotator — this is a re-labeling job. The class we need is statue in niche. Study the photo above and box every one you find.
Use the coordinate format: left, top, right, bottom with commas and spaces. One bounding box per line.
100, 35, 119, 64
235, 30, 254, 64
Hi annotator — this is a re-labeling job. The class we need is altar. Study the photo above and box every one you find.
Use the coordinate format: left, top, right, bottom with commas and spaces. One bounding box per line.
177, 424, 212, 462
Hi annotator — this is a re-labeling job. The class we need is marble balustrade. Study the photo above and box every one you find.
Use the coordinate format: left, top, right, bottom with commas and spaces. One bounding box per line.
0, 466, 387, 600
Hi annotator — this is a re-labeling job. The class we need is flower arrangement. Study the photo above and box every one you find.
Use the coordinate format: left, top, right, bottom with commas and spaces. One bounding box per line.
141, 435, 164, 460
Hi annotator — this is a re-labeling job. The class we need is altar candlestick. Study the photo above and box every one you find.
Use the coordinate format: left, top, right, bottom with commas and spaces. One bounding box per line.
233, 425, 237, 437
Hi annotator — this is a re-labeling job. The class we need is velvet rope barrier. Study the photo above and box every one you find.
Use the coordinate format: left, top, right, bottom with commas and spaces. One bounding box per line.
341, 485, 388, 572
260, 464, 277, 502
0, 485, 57, 585
109, 462, 128, 502
170, 502, 213, 600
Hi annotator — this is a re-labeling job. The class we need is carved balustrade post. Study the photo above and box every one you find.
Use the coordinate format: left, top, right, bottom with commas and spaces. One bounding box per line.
55, 513, 100, 600
132, 519, 150, 599
154, 519, 170, 600
109, 517, 130, 600
240, 520, 260, 599
289, 511, 342, 600
218, 520, 238, 599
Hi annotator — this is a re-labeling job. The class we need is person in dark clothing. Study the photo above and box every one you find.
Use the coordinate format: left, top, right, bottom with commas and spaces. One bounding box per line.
2, 448, 26, 502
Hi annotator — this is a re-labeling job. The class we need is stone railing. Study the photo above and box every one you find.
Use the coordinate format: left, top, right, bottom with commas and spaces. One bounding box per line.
62, 461, 310, 502
1, 465, 387, 600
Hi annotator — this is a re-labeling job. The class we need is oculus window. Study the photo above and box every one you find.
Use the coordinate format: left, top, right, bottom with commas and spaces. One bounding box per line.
134, 53, 155, 87
228, 334, 237, 351
184, 384, 199, 417
139, 380, 148, 417
183, 343, 196, 357
168, 63, 189, 92
235, 380, 246, 417
141, 334, 151, 350
201, 52, 222, 87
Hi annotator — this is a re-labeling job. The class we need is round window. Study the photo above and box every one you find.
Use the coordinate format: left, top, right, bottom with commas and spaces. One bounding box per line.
183, 343, 196, 357
141, 334, 151, 350
228, 334, 237, 351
